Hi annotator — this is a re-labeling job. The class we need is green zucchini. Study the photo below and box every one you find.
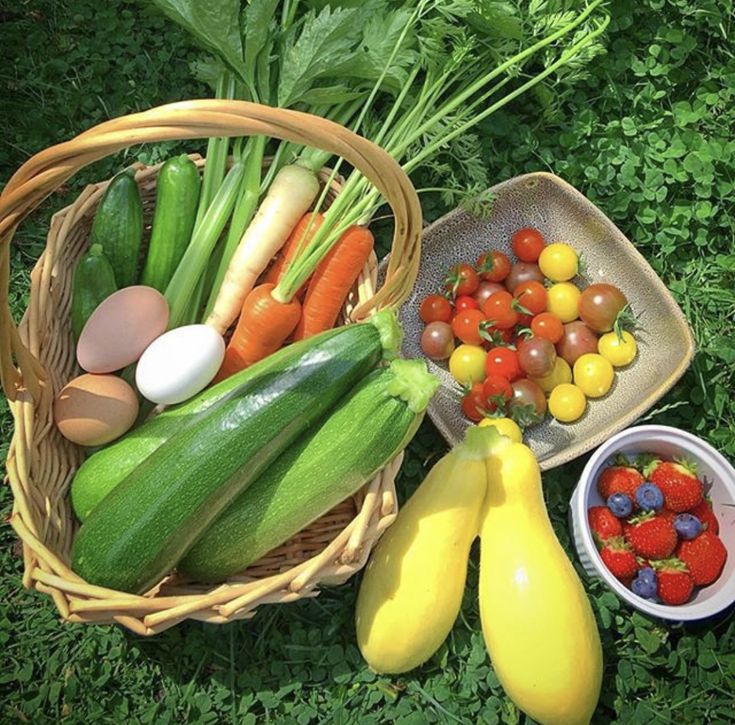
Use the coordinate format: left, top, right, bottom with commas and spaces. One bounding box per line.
70, 244, 117, 340
179, 359, 439, 582
70, 314, 402, 594
140, 155, 201, 292
70, 309, 401, 521
90, 169, 143, 287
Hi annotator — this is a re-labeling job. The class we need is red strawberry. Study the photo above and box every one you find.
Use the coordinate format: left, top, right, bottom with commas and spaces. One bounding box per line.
645, 459, 702, 513
690, 499, 719, 534
659, 508, 677, 523
600, 537, 639, 581
623, 511, 677, 560
597, 465, 644, 503
588, 506, 623, 544
654, 559, 694, 605
676, 531, 727, 586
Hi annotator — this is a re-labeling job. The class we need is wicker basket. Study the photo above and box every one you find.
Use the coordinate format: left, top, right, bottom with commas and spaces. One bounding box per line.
0, 100, 422, 635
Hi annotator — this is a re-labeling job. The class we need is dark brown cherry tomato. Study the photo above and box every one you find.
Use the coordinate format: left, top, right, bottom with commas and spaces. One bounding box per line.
511, 227, 546, 262
445, 263, 479, 298
531, 312, 564, 343
578, 283, 629, 333
514, 281, 548, 315
419, 294, 452, 324
473, 281, 505, 307
505, 261, 544, 294
517, 337, 557, 377
421, 321, 455, 360
556, 320, 599, 365
476, 250, 511, 282
510, 378, 547, 424
485, 346, 522, 381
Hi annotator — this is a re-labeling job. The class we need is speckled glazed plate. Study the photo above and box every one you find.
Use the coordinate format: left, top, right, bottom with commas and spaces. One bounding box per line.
394, 172, 695, 471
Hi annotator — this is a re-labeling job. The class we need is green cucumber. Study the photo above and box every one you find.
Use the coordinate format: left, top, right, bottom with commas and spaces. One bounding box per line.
70, 314, 402, 594
90, 169, 143, 287
179, 359, 439, 582
70, 309, 401, 521
140, 155, 201, 292
70, 244, 117, 340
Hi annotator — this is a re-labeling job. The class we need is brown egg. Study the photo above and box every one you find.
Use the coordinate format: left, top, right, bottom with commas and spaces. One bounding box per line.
54, 373, 139, 446
76, 286, 169, 373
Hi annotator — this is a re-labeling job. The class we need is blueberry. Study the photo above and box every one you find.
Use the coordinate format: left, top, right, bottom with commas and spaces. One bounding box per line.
607, 492, 633, 518
674, 513, 702, 540
632, 572, 658, 599
635, 482, 664, 511
638, 566, 656, 583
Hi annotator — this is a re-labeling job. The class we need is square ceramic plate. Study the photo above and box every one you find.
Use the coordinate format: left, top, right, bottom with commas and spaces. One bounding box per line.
395, 172, 695, 470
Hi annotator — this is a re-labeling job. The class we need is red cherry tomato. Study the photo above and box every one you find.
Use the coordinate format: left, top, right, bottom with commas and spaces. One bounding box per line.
511, 227, 546, 262
531, 312, 564, 343
445, 263, 479, 298
482, 374, 513, 411
419, 294, 452, 324
481, 291, 519, 330
476, 250, 511, 282
484, 346, 522, 381
482, 326, 514, 348
514, 281, 547, 315
461, 382, 489, 422
454, 295, 479, 313
451, 309, 486, 345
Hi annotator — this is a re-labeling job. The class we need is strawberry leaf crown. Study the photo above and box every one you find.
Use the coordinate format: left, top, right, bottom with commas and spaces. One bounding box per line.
627, 510, 657, 526
650, 557, 689, 573
612, 452, 634, 468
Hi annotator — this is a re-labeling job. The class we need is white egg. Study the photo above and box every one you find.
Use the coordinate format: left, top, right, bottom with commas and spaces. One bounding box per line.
136, 324, 225, 405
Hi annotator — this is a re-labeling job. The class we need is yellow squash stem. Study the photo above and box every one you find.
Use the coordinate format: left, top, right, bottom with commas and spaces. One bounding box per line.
478, 437, 603, 725
355, 426, 492, 674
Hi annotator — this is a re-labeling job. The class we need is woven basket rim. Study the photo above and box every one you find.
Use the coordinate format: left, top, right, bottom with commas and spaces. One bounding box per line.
1, 101, 422, 635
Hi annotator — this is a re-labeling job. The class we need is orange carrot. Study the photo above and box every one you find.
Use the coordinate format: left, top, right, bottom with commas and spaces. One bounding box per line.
262, 212, 324, 287
292, 225, 374, 341
215, 283, 301, 381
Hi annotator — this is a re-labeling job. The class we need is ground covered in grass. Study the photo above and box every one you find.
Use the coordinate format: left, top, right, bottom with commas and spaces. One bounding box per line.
1, 1, 734, 723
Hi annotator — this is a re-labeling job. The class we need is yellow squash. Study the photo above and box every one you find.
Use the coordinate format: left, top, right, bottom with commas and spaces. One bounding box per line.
355, 428, 490, 674
478, 436, 603, 725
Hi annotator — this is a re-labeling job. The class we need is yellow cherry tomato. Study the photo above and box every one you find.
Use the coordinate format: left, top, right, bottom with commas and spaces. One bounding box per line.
449, 344, 486, 385
547, 282, 581, 323
530, 356, 573, 394
538, 242, 579, 282
573, 353, 615, 398
478, 416, 523, 442
548, 383, 587, 423
598, 330, 637, 367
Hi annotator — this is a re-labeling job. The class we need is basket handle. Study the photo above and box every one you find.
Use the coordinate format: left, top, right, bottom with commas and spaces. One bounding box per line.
0, 100, 422, 402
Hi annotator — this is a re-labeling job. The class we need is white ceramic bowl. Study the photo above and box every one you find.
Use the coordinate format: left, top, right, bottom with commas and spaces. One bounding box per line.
570, 425, 735, 621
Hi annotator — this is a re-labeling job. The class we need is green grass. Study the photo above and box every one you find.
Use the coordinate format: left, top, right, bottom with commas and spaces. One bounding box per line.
1, 1, 734, 723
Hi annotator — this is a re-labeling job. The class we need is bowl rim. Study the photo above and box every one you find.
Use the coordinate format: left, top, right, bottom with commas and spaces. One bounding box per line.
412, 171, 696, 471
573, 424, 735, 621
